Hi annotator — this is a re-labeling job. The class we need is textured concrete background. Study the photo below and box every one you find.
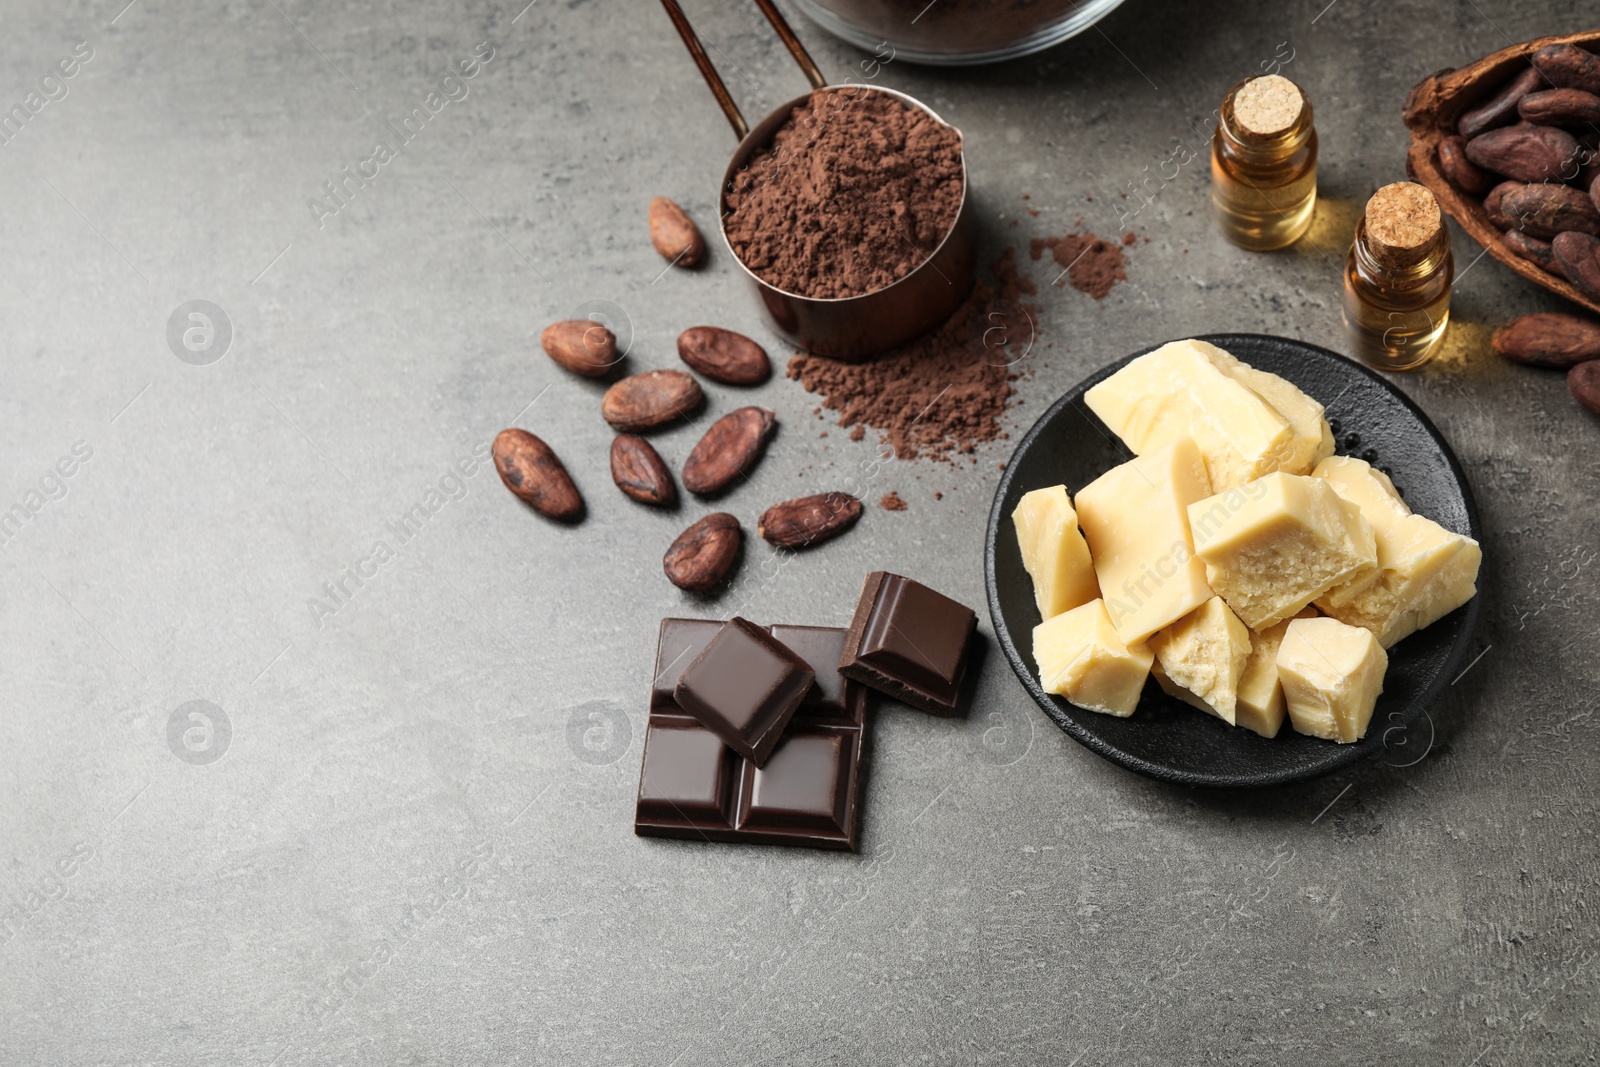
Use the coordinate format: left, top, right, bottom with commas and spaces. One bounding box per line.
1, 0, 1596, 1063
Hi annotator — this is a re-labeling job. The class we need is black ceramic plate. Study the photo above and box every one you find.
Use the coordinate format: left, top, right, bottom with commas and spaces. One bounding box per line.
984, 334, 1482, 788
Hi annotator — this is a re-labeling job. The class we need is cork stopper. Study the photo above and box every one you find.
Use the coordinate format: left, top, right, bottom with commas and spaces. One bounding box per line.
1365, 182, 1442, 268
1232, 75, 1304, 137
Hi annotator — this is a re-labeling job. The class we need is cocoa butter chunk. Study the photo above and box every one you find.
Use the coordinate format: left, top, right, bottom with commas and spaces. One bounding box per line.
1458, 66, 1541, 139
1492, 313, 1600, 368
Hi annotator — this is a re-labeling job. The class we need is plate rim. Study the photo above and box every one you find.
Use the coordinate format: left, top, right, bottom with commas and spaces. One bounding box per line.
983, 332, 1483, 788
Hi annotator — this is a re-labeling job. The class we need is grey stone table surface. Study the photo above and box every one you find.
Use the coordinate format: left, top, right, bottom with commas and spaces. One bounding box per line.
1, 0, 1596, 1063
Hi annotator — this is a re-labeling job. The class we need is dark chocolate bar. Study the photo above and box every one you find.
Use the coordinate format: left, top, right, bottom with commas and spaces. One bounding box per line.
673, 617, 815, 767
636, 618, 866, 850
839, 571, 976, 716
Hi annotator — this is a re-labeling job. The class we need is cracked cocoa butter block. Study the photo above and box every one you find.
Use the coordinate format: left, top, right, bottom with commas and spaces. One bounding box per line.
838, 572, 977, 717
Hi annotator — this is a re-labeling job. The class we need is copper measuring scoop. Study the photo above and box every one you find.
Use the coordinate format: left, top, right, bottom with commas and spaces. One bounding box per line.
660, 0, 977, 363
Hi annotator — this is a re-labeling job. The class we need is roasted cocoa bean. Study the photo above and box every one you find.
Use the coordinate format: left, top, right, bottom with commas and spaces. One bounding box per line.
1518, 87, 1600, 126
1503, 229, 1565, 277
610, 434, 677, 507
1492, 312, 1600, 368
1532, 43, 1600, 96
757, 492, 863, 549
1466, 123, 1582, 184
1484, 180, 1523, 229
493, 429, 585, 523
648, 197, 706, 268
663, 512, 742, 591
677, 326, 771, 386
1569, 360, 1600, 414
1437, 134, 1495, 195
1500, 182, 1600, 239
601, 369, 703, 432
541, 320, 620, 378
681, 407, 777, 496
1458, 66, 1542, 139
1553, 231, 1600, 302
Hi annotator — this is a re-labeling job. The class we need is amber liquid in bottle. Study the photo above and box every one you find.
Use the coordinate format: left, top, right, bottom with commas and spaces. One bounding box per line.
1211, 75, 1318, 251
1342, 183, 1453, 372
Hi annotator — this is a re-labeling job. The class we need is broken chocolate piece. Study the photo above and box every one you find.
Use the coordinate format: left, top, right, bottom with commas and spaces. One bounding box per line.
839, 571, 976, 716
673, 617, 815, 767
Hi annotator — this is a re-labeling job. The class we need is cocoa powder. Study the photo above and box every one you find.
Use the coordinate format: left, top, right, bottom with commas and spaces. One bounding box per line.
786, 250, 1034, 461
723, 88, 964, 299
1029, 230, 1128, 299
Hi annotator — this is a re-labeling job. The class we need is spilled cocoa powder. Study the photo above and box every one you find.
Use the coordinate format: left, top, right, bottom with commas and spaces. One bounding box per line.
1030, 230, 1128, 299
880, 491, 908, 511
787, 250, 1036, 462
723, 88, 964, 299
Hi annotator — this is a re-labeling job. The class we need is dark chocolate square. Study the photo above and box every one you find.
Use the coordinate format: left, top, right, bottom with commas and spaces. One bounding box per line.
839, 571, 976, 716
673, 618, 815, 767
767, 624, 866, 725
634, 717, 738, 839
651, 618, 724, 710
735, 729, 856, 844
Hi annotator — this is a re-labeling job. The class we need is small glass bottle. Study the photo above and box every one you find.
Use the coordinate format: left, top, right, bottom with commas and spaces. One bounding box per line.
1211, 74, 1318, 251
1343, 182, 1453, 372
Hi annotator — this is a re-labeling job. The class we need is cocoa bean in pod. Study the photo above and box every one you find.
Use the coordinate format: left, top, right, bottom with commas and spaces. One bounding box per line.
541, 320, 620, 378
758, 492, 863, 549
1532, 43, 1600, 96
1458, 66, 1542, 139
1484, 181, 1523, 230
681, 407, 777, 496
663, 512, 742, 592
1553, 231, 1600, 302
610, 434, 677, 507
648, 197, 706, 268
493, 428, 584, 523
1519, 87, 1600, 127
1492, 313, 1600, 369
1503, 229, 1565, 278
1569, 360, 1600, 414
677, 326, 771, 386
601, 369, 703, 432
1437, 135, 1495, 196
1466, 124, 1582, 184
1500, 183, 1600, 240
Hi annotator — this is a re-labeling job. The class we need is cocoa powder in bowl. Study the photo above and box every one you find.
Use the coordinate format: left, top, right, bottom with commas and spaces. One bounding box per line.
722, 88, 964, 299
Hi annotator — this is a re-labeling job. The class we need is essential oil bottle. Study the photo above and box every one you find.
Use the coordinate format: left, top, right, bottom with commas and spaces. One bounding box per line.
1211, 74, 1318, 251
1343, 182, 1453, 372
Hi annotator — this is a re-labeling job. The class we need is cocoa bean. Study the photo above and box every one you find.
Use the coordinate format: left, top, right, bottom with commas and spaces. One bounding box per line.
610, 434, 677, 507
1458, 66, 1542, 139
677, 326, 771, 386
1484, 181, 1523, 229
681, 407, 777, 496
1466, 123, 1582, 184
1492, 313, 1600, 368
492, 429, 584, 523
601, 369, 703, 432
1502, 229, 1565, 277
1500, 182, 1600, 239
1437, 135, 1495, 196
1531, 43, 1600, 96
1518, 87, 1600, 126
541, 320, 620, 378
758, 492, 863, 549
663, 512, 742, 592
1553, 231, 1600, 302
648, 197, 706, 268
1592, 173, 1600, 216
1569, 360, 1600, 414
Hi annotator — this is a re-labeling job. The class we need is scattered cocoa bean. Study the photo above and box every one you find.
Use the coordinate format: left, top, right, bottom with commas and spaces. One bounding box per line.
1466, 123, 1582, 184
681, 407, 777, 496
1569, 360, 1600, 414
1458, 66, 1542, 139
492, 429, 584, 523
1518, 87, 1600, 126
1484, 180, 1523, 229
1592, 173, 1600, 216
1500, 182, 1600, 239
1492, 312, 1600, 368
1502, 229, 1565, 278
1553, 231, 1600, 302
1437, 135, 1495, 196
676, 326, 771, 386
541, 320, 619, 378
1532, 43, 1600, 96
610, 434, 677, 507
758, 492, 863, 549
601, 369, 703, 432
648, 197, 706, 267
663, 512, 742, 591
